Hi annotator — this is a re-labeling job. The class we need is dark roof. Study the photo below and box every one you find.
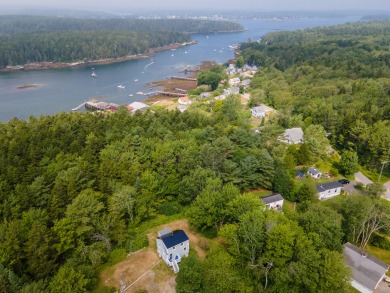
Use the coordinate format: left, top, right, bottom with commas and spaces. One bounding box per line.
160, 230, 189, 249
316, 181, 343, 192
343, 242, 388, 290
308, 167, 322, 175
261, 193, 284, 204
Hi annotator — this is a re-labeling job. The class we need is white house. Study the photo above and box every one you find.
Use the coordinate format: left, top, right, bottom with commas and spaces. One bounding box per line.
229, 77, 241, 86
178, 96, 192, 105
128, 101, 149, 114
261, 193, 284, 210
278, 127, 304, 144
250, 104, 275, 118
223, 87, 240, 96
307, 167, 322, 179
343, 242, 389, 293
316, 181, 343, 200
156, 228, 189, 273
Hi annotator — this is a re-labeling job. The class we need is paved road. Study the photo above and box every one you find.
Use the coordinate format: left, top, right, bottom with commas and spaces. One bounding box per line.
343, 180, 362, 195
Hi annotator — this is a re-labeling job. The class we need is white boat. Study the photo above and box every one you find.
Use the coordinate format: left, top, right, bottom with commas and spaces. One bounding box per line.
134, 79, 139, 82
129, 94, 133, 97
184, 51, 188, 54
171, 54, 174, 57
117, 85, 125, 89
136, 91, 144, 95
91, 70, 97, 78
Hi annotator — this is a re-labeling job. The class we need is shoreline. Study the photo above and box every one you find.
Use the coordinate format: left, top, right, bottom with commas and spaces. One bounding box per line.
0, 41, 198, 73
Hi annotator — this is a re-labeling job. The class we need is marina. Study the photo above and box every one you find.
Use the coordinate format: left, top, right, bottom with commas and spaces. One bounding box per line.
0, 16, 361, 122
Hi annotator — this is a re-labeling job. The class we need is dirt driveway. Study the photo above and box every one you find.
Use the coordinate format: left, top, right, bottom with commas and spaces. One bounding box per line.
99, 219, 209, 293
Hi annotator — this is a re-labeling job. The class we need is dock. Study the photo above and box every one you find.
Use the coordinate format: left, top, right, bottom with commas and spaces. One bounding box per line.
72, 102, 86, 111
155, 91, 186, 97
171, 76, 197, 82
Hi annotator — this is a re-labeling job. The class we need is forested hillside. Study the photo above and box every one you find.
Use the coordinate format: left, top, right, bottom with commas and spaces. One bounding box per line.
0, 16, 243, 66
1, 20, 390, 292
240, 21, 390, 169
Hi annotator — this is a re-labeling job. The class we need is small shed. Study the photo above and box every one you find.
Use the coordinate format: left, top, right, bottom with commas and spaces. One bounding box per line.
343, 242, 389, 293
261, 193, 284, 210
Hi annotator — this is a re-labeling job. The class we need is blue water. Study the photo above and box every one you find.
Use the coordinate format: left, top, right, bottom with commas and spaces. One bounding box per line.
0, 16, 361, 121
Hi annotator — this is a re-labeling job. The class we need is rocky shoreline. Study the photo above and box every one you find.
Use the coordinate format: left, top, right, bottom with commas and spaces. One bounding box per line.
0, 41, 198, 72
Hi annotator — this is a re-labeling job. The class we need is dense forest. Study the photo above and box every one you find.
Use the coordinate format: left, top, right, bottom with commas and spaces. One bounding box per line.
0, 16, 243, 66
0, 20, 390, 292
240, 21, 390, 170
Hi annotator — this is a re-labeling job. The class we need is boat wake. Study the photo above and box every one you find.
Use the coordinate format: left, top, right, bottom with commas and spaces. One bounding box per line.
144, 61, 154, 70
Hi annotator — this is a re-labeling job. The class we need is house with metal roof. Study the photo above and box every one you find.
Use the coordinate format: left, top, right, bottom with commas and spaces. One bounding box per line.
278, 127, 304, 144
308, 167, 322, 179
156, 228, 189, 273
343, 242, 389, 293
261, 193, 284, 211
250, 104, 275, 118
316, 181, 343, 200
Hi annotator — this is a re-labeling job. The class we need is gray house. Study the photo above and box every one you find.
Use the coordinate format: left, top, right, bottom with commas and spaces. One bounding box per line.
307, 167, 322, 179
343, 242, 389, 293
261, 193, 284, 210
316, 181, 343, 200
278, 127, 304, 144
156, 228, 189, 273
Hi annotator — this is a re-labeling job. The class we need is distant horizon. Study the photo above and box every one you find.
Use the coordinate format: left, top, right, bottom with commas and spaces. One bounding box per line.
0, 6, 390, 16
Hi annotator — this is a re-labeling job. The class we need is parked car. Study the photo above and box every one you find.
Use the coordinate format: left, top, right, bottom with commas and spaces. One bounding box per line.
338, 179, 350, 185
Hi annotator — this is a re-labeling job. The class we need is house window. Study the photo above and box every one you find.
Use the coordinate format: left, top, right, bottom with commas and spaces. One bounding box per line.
184, 247, 187, 251
173, 246, 176, 250
335, 189, 337, 192
181, 243, 184, 247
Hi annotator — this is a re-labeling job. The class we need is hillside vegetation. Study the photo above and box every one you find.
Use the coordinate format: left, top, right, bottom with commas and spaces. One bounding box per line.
0, 16, 243, 66
0, 20, 389, 292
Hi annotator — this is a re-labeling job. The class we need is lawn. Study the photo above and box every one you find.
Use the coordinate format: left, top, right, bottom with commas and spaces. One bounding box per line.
249, 189, 273, 198
365, 245, 390, 265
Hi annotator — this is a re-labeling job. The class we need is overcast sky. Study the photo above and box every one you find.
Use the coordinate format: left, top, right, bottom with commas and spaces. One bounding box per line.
1, 0, 389, 12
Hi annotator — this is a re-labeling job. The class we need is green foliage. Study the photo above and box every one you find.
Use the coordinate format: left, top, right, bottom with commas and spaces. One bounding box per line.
369, 234, 390, 250
296, 181, 317, 203
339, 150, 359, 175
197, 65, 227, 90
158, 201, 182, 216
366, 183, 386, 197
176, 253, 203, 293
49, 265, 89, 293
0, 17, 243, 66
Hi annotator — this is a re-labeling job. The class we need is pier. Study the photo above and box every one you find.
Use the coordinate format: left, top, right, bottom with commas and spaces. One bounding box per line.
72, 102, 86, 111
171, 76, 197, 82
155, 91, 186, 97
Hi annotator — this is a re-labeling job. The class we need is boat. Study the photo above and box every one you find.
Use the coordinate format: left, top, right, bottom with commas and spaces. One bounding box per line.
129, 94, 133, 97
136, 91, 144, 95
117, 85, 125, 89
91, 70, 97, 78
184, 51, 188, 54
171, 54, 174, 57
134, 79, 139, 82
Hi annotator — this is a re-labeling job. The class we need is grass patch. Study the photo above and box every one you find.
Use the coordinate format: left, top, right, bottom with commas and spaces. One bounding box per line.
361, 166, 389, 184
249, 189, 273, 198
283, 200, 296, 212
365, 244, 390, 264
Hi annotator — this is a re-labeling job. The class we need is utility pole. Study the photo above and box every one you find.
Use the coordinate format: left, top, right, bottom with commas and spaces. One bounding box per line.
378, 160, 388, 182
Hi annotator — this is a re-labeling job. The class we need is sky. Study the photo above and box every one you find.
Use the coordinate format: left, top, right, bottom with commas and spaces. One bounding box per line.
1, 0, 389, 12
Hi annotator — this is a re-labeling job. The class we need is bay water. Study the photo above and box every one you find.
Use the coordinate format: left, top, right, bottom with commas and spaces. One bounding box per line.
0, 16, 361, 121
